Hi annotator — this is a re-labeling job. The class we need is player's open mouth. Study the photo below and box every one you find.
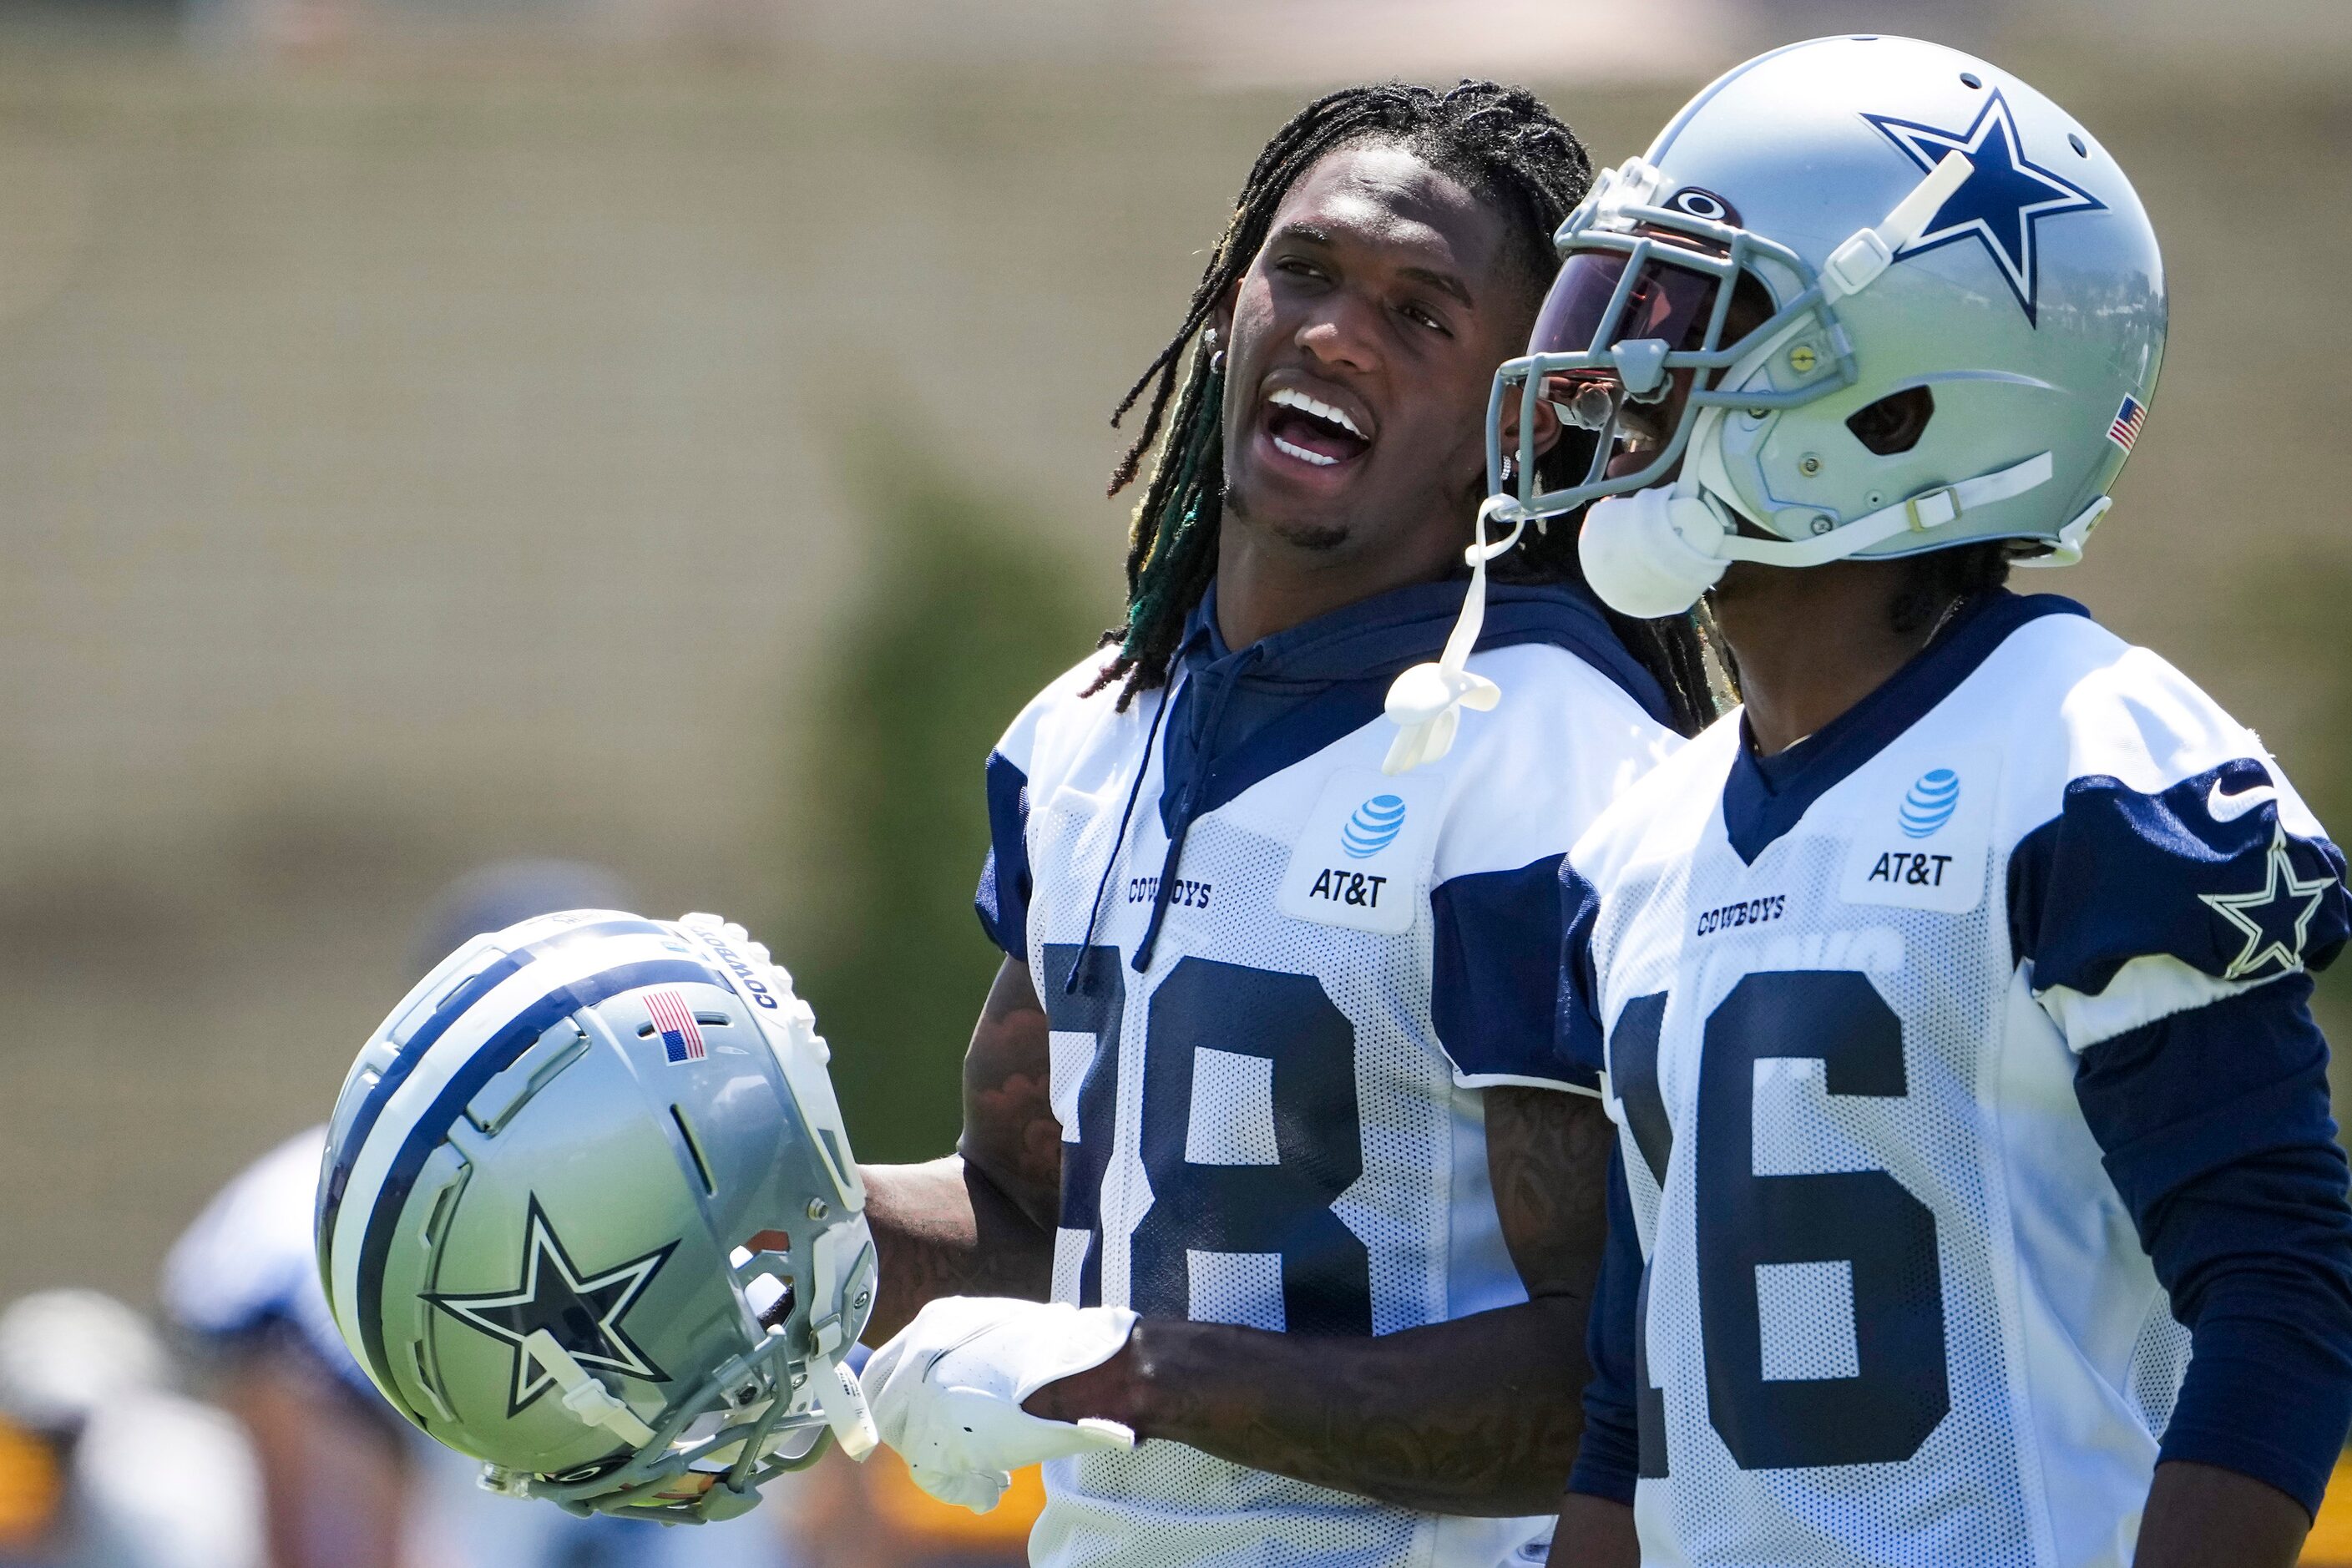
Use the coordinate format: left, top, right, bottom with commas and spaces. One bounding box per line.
1262, 387, 1372, 468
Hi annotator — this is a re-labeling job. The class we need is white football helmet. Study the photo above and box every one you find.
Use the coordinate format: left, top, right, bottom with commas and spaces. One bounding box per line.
316, 910, 877, 1522
1487, 34, 2166, 617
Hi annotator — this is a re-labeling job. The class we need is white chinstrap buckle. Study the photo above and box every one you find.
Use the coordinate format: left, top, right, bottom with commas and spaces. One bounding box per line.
1905, 485, 1962, 531
1715, 450, 2054, 571
524, 1328, 658, 1448
1820, 151, 1973, 302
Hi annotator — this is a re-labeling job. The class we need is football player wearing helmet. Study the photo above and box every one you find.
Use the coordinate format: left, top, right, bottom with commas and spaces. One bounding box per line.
1520, 37, 2352, 1568
847, 83, 1720, 1568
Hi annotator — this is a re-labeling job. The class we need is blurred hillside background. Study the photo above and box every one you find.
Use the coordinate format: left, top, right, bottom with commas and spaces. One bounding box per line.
0, 0, 2346, 1324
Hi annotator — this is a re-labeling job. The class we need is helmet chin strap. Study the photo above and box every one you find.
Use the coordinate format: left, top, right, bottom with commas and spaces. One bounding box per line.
807, 1347, 878, 1460
1380, 495, 1525, 775
1581, 442, 2060, 622
525, 1329, 660, 1448
1711, 449, 2055, 569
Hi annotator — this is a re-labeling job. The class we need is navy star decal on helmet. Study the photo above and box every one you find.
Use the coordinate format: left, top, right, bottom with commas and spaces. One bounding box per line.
316, 910, 878, 1522
1484, 34, 2164, 619
1864, 89, 2104, 326
425, 1195, 675, 1418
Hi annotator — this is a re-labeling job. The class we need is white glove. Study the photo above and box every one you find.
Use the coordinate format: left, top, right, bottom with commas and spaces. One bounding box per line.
864, 1297, 1138, 1512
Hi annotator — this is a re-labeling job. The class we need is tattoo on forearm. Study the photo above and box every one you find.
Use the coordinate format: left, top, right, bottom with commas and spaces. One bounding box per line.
960, 967, 1063, 1228
1128, 1306, 1590, 1516
1487, 1087, 1616, 1304
1045, 1089, 1617, 1515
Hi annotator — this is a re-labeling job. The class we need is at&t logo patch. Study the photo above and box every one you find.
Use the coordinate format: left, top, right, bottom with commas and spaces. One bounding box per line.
1342, 795, 1408, 858
1899, 769, 1960, 837
1841, 750, 1995, 915
1277, 767, 1442, 937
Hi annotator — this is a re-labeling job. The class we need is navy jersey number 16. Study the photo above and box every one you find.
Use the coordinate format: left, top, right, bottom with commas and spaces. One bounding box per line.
1611, 969, 1950, 1473
1044, 946, 1373, 1335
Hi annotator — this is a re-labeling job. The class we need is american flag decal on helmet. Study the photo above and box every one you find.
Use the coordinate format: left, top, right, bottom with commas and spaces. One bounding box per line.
645, 989, 706, 1063
2107, 394, 2146, 452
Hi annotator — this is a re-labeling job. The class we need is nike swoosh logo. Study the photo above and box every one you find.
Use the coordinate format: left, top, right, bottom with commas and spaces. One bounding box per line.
2208, 776, 2277, 823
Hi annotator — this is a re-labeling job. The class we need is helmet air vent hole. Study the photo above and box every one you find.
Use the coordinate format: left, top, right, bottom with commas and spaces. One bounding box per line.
638, 1022, 656, 1038
1960, 73, 1983, 89
670, 1105, 719, 1197
2069, 133, 2088, 157
695, 1012, 729, 1028
1845, 385, 1935, 456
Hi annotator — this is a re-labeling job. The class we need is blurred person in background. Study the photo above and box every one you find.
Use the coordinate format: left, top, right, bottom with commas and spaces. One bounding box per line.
0, 1290, 260, 1568
164, 861, 797, 1568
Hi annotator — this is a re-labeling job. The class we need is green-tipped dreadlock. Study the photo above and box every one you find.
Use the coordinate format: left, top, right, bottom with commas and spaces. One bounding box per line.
1088, 79, 1723, 737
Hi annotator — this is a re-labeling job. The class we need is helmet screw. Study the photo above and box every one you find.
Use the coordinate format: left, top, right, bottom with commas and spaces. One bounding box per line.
805, 1199, 828, 1221
1798, 453, 1823, 477
1810, 515, 1834, 535
1788, 344, 1818, 374
852, 1291, 870, 1310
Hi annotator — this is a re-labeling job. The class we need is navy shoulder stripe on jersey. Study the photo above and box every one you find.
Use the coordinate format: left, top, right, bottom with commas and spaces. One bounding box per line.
1555, 860, 1608, 1084
974, 751, 1032, 959
2072, 975, 2352, 1514
1430, 853, 1591, 1087
1722, 591, 2088, 863
2006, 757, 2351, 996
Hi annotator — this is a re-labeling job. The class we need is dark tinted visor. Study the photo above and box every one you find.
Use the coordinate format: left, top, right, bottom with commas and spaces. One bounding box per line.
1529, 248, 1723, 358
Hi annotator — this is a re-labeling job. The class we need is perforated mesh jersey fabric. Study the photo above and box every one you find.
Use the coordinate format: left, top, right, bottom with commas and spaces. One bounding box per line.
1581, 704, 2210, 1566
1611, 829, 2039, 1567
1022, 802, 1546, 1568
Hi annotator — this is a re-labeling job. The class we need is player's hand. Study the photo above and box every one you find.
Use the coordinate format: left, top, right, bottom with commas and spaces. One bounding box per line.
863, 1297, 1138, 1512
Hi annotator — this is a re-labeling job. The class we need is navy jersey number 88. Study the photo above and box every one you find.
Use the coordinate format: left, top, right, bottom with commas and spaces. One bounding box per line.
1045, 944, 1371, 1335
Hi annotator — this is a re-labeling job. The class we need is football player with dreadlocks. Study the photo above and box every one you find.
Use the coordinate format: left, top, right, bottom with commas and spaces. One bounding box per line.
850, 81, 1719, 1566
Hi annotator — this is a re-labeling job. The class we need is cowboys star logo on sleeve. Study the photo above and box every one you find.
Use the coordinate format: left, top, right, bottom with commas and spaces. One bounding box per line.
427, 1196, 676, 1415
2198, 823, 2339, 981
1864, 89, 2104, 325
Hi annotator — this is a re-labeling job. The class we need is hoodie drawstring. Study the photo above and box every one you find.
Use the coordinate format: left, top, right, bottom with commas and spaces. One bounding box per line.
1131, 645, 1257, 974
1064, 681, 1175, 995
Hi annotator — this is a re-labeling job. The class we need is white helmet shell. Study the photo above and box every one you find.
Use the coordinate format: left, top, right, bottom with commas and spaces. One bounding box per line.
316, 910, 876, 1522
1490, 35, 2165, 613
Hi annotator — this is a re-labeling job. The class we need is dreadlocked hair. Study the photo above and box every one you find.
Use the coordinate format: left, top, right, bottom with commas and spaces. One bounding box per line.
1084, 79, 1722, 735
1888, 539, 2014, 636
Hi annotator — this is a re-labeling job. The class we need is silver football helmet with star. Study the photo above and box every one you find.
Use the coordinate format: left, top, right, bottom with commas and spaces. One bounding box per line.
316, 909, 877, 1522
1486, 34, 2166, 619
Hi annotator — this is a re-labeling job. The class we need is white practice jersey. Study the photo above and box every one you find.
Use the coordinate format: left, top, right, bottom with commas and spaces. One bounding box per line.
974, 581, 1679, 1568
1559, 594, 2352, 1566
